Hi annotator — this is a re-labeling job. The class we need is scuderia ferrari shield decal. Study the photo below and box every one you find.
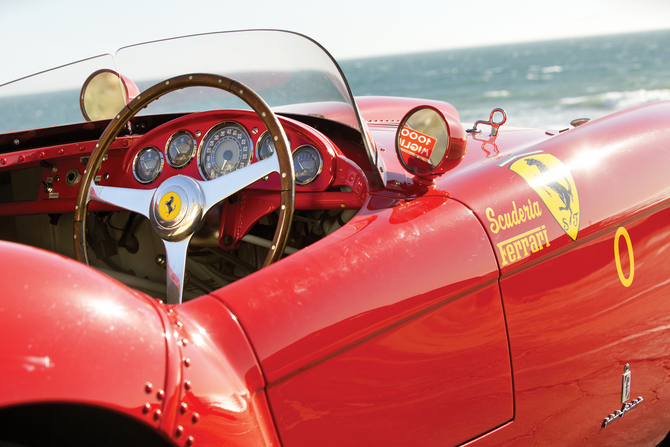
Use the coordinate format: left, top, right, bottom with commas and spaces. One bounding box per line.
509, 153, 580, 241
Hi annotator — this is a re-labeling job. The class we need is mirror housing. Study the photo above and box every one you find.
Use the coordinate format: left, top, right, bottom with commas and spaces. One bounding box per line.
80, 69, 139, 121
395, 106, 466, 184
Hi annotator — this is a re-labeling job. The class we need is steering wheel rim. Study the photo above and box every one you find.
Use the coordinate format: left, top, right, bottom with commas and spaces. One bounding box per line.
73, 73, 295, 304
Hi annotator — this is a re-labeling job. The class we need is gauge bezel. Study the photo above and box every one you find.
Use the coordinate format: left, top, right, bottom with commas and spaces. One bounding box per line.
133, 146, 164, 184
197, 122, 252, 181
165, 130, 197, 168
255, 130, 291, 161
292, 144, 323, 186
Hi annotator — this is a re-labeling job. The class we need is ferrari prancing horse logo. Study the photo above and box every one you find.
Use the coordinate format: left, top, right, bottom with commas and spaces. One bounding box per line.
509, 153, 580, 241
158, 192, 181, 222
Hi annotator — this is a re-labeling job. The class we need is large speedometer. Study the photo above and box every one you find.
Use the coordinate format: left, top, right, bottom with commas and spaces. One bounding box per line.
198, 122, 252, 180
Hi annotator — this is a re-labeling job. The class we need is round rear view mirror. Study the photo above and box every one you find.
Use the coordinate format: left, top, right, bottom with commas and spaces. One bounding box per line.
80, 69, 139, 121
395, 106, 466, 182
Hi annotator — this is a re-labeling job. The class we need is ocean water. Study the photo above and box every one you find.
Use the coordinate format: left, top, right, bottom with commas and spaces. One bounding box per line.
1, 30, 669, 135
340, 29, 670, 129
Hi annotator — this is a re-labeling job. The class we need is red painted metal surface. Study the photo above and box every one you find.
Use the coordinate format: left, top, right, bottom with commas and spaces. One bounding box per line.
214, 196, 513, 445
0, 241, 166, 427
158, 296, 281, 447
452, 101, 670, 445
0, 241, 281, 446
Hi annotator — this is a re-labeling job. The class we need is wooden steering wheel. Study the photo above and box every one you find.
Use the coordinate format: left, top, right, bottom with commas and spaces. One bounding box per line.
74, 74, 295, 304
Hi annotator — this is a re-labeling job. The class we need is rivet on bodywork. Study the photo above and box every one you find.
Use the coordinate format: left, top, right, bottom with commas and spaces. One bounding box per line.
0, 159, 5, 165
182, 338, 189, 346
157, 389, 165, 400
175, 426, 184, 437
18, 155, 25, 162
154, 410, 162, 420
145, 382, 153, 393
180, 402, 188, 414
176, 321, 183, 328
192, 413, 200, 424
184, 380, 192, 391
186, 436, 194, 446
183, 358, 191, 367
142, 403, 151, 414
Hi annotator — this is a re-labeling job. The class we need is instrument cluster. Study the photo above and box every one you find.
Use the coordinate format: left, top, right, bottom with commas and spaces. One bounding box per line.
130, 111, 327, 190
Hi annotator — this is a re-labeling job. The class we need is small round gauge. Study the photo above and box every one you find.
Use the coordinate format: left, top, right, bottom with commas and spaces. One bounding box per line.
133, 146, 164, 184
256, 131, 290, 161
292, 145, 323, 186
198, 123, 252, 180
166, 130, 196, 168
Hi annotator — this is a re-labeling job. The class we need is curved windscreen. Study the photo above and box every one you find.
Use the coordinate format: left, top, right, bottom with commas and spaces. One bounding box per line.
0, 30, 381, 184
116, 31, 359, 125
0, 55, 117, 133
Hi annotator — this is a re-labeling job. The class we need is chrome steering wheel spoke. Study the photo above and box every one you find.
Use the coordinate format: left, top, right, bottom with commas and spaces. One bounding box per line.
198, 153, 280, 212
88, 183, 155, 219
162, 237, 192, 304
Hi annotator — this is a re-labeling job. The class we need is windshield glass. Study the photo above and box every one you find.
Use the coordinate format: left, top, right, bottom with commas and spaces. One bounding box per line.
117, 31, 355, 122
0, 30, 375, 161
0, 55, 117, 134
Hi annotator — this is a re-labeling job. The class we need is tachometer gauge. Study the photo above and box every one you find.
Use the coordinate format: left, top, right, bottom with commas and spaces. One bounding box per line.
198, 123, 252, 180
292, 145, 323, 186
133, 146, 164, 184
256, 131, 290, 161
166, 130, 196, 168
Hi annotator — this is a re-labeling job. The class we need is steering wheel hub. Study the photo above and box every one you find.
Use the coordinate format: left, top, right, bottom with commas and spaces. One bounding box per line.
150, 175, 205, 242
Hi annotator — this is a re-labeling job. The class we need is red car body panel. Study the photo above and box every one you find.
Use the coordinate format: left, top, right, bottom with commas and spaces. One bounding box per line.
0, 242, 281, 446
215, 196, 513, 446
0, 241, 166, 417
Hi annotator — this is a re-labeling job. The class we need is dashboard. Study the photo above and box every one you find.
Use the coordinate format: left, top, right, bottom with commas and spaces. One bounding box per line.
0, 110, 370, 253
129, 110, 334, 190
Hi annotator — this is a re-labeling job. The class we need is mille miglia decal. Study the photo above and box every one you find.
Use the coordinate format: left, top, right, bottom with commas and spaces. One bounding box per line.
507, 153, 580, 241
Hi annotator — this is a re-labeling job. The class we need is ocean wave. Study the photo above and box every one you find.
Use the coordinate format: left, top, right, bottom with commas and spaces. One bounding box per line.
483, 90, 510, 98
560, 89, 670, 109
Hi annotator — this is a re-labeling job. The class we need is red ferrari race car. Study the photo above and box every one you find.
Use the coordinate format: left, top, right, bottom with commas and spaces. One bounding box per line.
1, 30, 669, 446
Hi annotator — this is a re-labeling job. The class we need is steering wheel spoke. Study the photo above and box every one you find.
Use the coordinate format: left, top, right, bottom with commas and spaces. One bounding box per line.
89, 183, 154, 219
162, 238, 192, 304
199, 154, 280, 209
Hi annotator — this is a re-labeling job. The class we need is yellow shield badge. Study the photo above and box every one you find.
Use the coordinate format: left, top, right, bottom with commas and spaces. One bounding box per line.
159, 192, 181, 222
509, 153, 579, 241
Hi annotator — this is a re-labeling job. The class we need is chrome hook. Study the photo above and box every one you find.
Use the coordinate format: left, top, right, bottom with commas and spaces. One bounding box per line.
466, 108, 507, 137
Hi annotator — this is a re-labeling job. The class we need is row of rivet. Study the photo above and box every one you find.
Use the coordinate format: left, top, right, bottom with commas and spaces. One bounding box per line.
173, 314, 197, 446
142, 381, 165, 421
0, 140, 133, 167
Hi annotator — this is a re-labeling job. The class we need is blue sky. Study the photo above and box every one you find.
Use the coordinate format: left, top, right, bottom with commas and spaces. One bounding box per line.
2, 0, 670, 84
